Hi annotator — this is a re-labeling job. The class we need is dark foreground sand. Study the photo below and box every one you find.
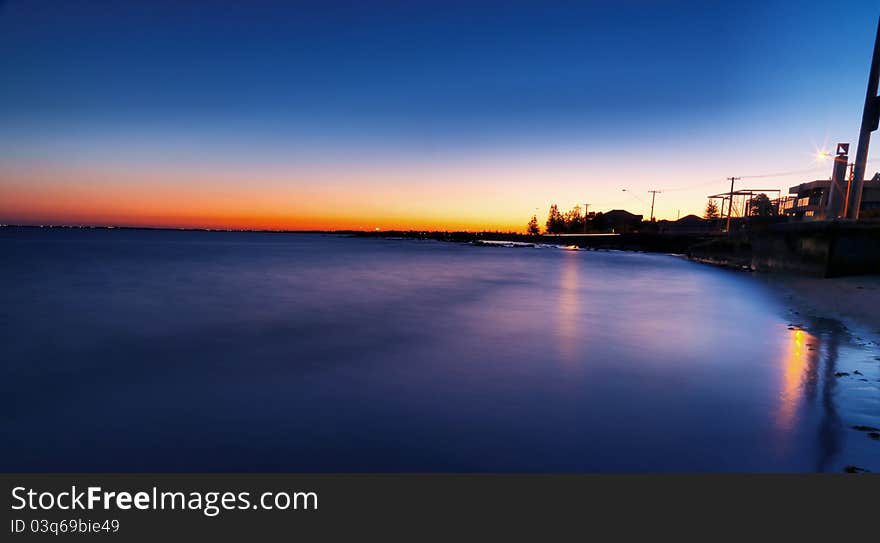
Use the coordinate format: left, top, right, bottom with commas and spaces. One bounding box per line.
762, 274, 880, 334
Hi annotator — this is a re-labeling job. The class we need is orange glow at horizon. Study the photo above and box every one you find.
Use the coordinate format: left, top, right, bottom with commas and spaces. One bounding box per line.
0, 148, 761, 232
0, 164, 538, 232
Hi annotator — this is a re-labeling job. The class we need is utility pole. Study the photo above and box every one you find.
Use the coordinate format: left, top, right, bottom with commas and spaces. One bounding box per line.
846, 16, 880, 219
583, 203, 590, 233
648, 190, 661, 222
725, 177, 740, 233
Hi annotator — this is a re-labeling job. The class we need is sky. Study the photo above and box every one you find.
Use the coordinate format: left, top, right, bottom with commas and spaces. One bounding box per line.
2, 0, 880, 231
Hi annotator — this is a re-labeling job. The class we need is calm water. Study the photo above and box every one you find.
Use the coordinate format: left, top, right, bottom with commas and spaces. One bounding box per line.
2, 228, 879, 472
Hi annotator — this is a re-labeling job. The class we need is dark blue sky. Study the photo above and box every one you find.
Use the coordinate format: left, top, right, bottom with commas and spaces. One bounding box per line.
1, 1, 781, 146
2, 0, 879, 227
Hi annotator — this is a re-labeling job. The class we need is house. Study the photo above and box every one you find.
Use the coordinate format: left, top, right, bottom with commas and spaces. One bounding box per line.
592, 209, 643, 233
657, 214, 718, 234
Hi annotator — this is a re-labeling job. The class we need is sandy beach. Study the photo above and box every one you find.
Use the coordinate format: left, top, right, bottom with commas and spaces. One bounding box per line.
760, 274, 880, 334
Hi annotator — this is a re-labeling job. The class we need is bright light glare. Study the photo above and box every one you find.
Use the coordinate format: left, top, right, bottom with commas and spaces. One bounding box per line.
812, 147, 833, 165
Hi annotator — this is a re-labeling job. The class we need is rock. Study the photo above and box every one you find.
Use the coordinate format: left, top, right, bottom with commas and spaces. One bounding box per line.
852, 425, 880, 432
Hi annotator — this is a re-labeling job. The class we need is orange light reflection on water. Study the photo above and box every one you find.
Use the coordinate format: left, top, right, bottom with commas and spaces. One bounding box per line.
777, 328, 819, 433
557, 251, 581, 367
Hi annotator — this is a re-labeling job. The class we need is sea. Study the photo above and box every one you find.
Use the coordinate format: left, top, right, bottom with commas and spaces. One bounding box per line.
2, 227, 878, 472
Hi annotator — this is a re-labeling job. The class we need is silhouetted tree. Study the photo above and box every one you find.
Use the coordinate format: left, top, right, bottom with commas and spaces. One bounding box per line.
749, 193, 776, 217
564, 204, 584, 233
545, 204, 566, 234
526, 215, 541, 235
704, 200, 720, 219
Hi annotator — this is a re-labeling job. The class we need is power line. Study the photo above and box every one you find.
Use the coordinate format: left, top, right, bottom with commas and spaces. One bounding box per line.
662, 168, 825, 193
573, 158, 880, 219
662, 179, 727, 192
621, 189, 646, 203
664, 158, 880, 192
739, 166, 828, 179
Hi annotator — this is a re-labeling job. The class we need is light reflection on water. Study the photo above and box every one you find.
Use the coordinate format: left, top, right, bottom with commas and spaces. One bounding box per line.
557, 251, 581, 367
1, 228, 878, 472
777, 328, 817, 434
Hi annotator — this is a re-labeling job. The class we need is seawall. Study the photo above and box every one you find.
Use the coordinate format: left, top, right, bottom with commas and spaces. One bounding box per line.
686, 221, 880, 277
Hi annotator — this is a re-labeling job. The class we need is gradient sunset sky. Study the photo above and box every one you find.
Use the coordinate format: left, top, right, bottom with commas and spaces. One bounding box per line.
2, 0, 879, 231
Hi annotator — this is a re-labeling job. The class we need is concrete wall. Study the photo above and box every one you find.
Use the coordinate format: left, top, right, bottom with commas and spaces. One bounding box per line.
750, 221, 880, 277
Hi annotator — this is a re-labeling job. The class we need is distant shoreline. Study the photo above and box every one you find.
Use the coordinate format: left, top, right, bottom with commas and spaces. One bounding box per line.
0, 224, 365, 234
0, 224, 528, 237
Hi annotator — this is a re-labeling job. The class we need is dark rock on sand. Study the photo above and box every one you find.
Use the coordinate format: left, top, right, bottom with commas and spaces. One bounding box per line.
852, 425, 880, 432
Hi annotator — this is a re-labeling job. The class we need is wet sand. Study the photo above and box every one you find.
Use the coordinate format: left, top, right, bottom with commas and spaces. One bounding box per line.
762, 274, 880, 334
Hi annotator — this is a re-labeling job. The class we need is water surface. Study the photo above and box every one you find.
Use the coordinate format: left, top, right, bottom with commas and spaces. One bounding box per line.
2, 228, 878, 471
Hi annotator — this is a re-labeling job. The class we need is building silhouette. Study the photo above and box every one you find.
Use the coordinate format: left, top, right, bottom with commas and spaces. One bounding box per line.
782, 173, 880, 219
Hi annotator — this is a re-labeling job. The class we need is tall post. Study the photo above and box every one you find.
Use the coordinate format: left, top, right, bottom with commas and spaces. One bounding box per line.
844, 163, 855, 217
583, 203, 590, 233
648, 190, 660, 222
846, 17, 880, 219
825, 143, 850, 219
725, 177, 740, 233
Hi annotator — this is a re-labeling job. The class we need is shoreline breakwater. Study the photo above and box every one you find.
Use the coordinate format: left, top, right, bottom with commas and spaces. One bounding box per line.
357, 220, 880, 278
